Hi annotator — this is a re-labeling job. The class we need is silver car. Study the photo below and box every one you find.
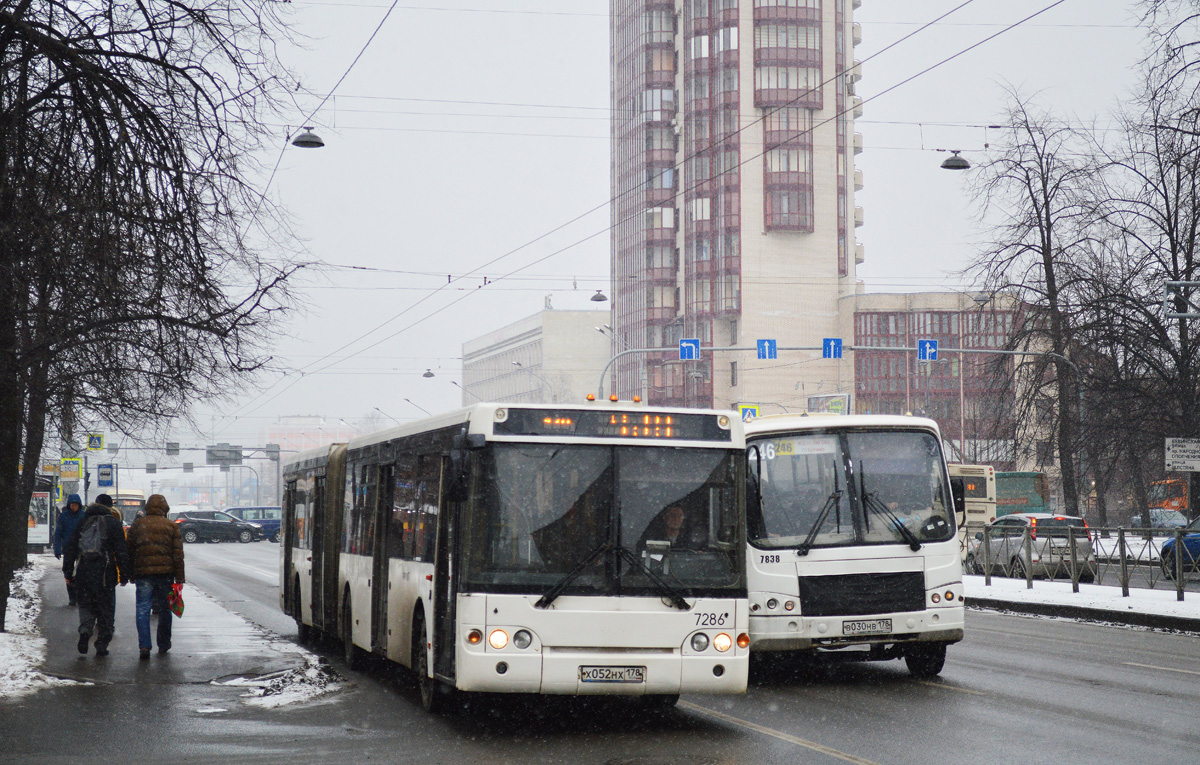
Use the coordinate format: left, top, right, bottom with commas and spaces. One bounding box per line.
973, 513, 1096, 583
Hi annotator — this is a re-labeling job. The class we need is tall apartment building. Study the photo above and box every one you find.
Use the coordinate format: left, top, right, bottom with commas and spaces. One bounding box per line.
609, 0, 863, 410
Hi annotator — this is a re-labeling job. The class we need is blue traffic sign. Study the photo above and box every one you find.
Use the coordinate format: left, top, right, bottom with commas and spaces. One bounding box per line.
679, 338, 700, 360
918, 339, 938, 361
756, 339, 777, 360
87, 434, 104, 450
739, 405, 759, 421
97, 464, 115, 488
822, 338, 843, 359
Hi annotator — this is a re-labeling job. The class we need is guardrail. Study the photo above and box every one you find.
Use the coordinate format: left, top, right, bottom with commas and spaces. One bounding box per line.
964, 525, 1198, 602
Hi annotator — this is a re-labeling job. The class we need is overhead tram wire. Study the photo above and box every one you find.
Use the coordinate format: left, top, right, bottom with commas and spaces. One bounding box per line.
235, 0, 983, 390
221, 0, 1059, 426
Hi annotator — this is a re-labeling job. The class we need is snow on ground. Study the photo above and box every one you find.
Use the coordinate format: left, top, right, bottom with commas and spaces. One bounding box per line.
0, 556, 87, 699
215, 652, 345, 708
966, 574, 1200, 620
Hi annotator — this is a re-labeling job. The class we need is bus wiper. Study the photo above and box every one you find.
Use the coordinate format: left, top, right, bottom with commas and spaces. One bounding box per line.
860, 487, 922, 551
615, 546, 691, 610
535, 541, 612, 609
798, 484, 843, 557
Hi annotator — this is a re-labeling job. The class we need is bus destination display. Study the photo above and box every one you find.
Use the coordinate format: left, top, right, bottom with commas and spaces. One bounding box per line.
494, 408, 731, 442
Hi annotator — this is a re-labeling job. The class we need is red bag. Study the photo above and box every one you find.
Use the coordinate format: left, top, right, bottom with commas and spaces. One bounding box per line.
167, 583, 184, 617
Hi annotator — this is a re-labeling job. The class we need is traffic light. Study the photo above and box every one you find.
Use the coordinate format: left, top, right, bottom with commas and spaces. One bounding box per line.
265, 443, 280, 462
166, 442, 180, 456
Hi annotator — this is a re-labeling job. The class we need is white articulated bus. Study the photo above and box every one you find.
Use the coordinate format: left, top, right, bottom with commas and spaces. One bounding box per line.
281, 402, 750, 711
743, 414, 965, 677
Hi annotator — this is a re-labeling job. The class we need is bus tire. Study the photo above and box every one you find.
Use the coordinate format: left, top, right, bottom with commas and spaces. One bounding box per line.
342, 596, 361, 671
293, 582, 310, 644
414, 612, 453, 714
904, 642, 947, 678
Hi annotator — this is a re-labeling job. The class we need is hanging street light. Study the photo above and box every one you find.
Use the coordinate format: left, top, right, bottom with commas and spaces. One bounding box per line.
292, 126, 325, 149
940, 150, 969, 170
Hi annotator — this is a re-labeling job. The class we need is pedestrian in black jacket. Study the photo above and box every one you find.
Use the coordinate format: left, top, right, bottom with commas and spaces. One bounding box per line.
62, 494, 131, 657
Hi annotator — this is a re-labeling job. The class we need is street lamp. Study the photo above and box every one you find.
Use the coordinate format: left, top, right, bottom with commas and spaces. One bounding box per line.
940, 150, 969, 170
422, 369, 435, 378
404, 398, 431, 416
373, 406, 403, 426
590, 290, 608, 302
451, 380, 483, 402
291, 126, 325, 148
513, 361, 555, 402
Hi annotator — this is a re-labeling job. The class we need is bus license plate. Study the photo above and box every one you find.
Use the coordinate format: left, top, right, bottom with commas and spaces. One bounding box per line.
580, 665, 645, 683
843, 618, 892, 636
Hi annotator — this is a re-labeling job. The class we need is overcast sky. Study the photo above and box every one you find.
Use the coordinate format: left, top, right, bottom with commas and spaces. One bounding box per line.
109, 0, 1152, 491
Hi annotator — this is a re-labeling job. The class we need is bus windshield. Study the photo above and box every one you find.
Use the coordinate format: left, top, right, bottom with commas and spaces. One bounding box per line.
461, 444, 743, 596
749, 430, 954, 551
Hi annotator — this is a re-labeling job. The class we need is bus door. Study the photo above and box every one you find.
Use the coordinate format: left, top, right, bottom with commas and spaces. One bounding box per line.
371, 464, 394, 655
282, 481, 296, 613
432, 458, 458, 683
310, 475, 328, 632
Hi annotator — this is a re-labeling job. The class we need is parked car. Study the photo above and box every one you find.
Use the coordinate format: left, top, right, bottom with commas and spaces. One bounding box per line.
168, 508, 264, 544
1160, 515, 1200, 579
223, 506, 282, 543
1130, 508, 1188, 530
973, 513, 1096, 582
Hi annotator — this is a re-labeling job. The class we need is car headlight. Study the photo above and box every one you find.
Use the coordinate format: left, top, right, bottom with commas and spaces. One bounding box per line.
249, 522, 262, 528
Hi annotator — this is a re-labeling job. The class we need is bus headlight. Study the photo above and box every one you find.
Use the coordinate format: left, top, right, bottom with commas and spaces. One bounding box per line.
467, 629, 483, 645
766, 598, 778, 610
931, 593, 941, 604
713, 633, 733, 652
513, 629, 533, 649
488, 629, 509, 649
690, 633, 710, 652
737, 633, 750, 649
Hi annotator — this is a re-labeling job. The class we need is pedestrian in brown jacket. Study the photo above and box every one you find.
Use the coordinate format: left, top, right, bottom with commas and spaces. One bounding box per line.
126, 494, 185, 659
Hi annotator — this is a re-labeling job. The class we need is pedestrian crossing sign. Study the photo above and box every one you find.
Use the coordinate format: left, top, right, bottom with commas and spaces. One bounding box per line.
739, 405, 759, 422
87, 434, 104, 450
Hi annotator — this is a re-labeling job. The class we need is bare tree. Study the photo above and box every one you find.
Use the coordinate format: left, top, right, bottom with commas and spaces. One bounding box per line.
967, 93, 1099, 516
0, 1, 303, 629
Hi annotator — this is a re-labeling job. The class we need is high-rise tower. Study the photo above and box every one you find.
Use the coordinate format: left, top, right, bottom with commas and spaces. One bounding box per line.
609, 0, 863, 411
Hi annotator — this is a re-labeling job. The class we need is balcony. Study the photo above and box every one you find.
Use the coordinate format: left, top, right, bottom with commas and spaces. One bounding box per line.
646, 69, 675, 89
755, 87, 821, 110
753, 6, 820, 24
855, 242, 865, 264
753, 47, 821, 68
854, 168, 864, 191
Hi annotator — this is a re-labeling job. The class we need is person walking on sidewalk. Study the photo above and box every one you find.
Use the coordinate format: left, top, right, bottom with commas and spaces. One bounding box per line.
53, 494, 87, 605
62, 494, 131, 656
126, 494, 185, 659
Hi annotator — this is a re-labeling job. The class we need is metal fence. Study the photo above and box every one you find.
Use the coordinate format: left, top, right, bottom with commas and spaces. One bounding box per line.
964, 525, 1199, 601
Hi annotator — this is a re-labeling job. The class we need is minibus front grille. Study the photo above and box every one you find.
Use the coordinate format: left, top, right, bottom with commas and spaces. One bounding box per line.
797, 572, 925, 616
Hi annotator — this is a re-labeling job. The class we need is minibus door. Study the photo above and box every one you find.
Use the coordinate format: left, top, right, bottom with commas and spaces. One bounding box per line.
371, 464, 394, 655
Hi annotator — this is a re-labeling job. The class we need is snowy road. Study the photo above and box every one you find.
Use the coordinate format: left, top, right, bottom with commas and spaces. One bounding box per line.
157, 543, 1200, 764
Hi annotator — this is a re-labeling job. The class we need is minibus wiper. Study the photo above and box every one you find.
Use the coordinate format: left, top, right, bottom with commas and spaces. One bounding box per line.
798, 484, 843, 557
859, 486, 922, 551
535, 541, 612, 609
615, 546, 691, 610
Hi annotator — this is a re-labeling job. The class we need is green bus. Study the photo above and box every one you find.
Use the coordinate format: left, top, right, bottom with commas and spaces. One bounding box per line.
995, 471, 1053, 517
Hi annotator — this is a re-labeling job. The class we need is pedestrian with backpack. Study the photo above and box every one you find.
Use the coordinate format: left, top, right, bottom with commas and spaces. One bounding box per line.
52, 494, 87, 605
62, 494, 131, 656
126, 494, 185, 658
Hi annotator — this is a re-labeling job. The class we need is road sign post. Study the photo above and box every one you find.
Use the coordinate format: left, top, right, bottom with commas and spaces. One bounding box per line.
1165, 438, 1200, 472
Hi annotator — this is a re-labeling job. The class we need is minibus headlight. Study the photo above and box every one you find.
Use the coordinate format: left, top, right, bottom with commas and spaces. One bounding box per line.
784, 600, 795, 611
713, 633, 733, 652
931, 593, 941, 603
513, 629, 533, 649
766, 598, 778, 610
690, 633, 710, 652
945, 590, 955, 601
488, 629, 509, 649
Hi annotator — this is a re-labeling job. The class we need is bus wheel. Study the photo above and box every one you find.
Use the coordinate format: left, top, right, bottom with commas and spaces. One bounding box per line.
293, 584, 310, 644
904, 643, 947, 678
414, 613, 453, 714
342, 597, 361, 671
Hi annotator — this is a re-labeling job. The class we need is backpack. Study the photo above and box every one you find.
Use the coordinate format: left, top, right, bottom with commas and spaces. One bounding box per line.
78, 517, 108, 563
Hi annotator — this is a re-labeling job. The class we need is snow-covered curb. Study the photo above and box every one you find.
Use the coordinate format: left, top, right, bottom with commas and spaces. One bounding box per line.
0, 556, 87, 699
